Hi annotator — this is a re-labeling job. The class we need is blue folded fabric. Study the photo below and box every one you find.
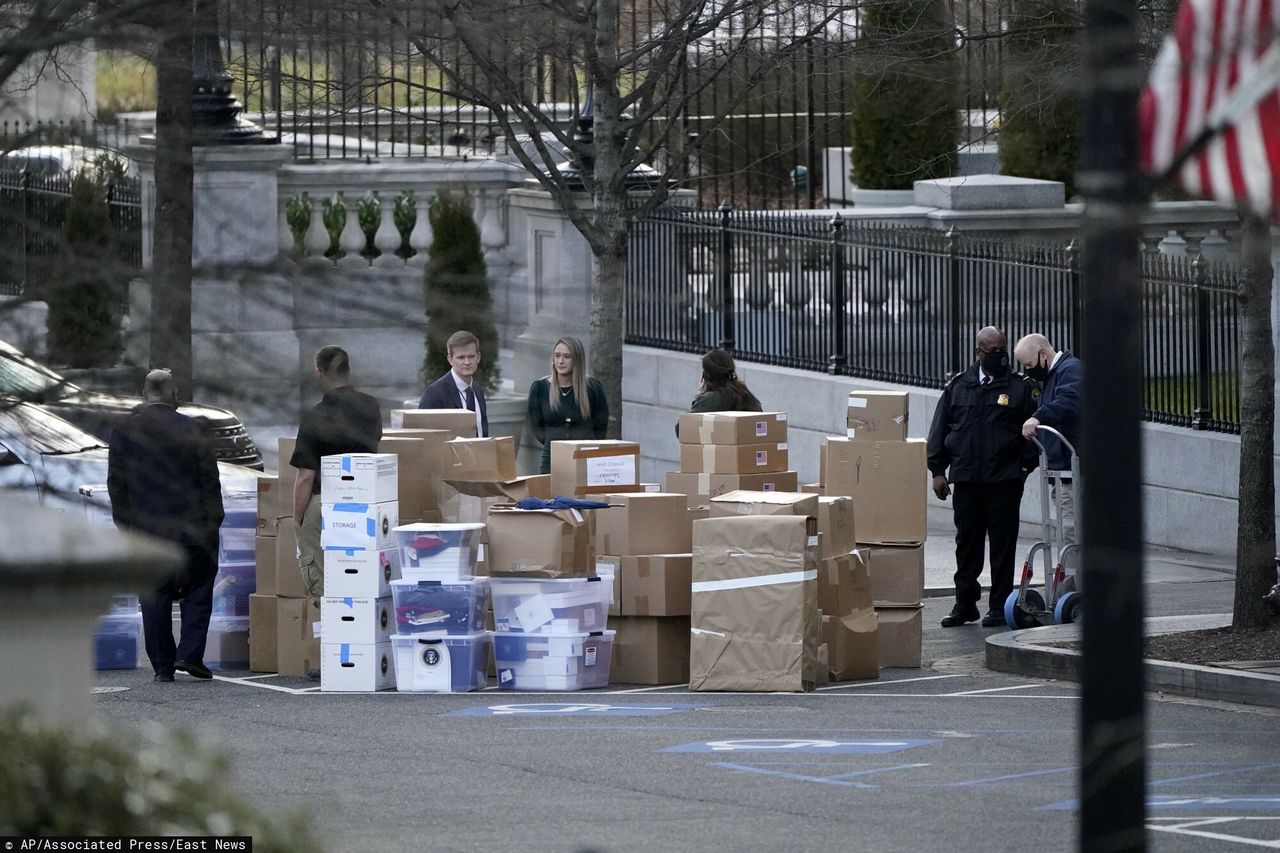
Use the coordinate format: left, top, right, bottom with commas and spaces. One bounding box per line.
514, 497, 611, 511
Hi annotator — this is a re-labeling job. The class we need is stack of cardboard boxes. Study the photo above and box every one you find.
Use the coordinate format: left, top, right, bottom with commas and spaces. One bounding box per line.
318, 452, 399, 692
666, 413, 795, 506
595, 493, 693, 685
822, 390, 927, 668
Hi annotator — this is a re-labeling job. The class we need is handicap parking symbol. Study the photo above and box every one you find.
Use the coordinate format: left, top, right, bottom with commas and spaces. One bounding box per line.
449, 702, 707, 717
663, 738, 938, 754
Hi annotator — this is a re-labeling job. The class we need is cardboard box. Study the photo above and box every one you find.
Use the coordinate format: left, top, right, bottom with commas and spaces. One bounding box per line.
320, 453, 398, 504
801, 483, 821, 494
817, 551, 873, 618
817, 496, 856, 559
822, 611, 880, 681
486, 504, 594, 579
709, 490, 817, 519
846, 390, 909, 441
679, 442, 788, 475
665, 471, 799, 508
678, 412, 788, 445
320, 596, 393, 645
205, 618, 250, 670
442, 436, 518, 482
320, 642, 395, 691
320, 501, 399, 551
377, 435, 444, 520
689, 515, 820, 693
324, 548, 400, 598
875, 605, 923, 668
276, 596, 321, 677
617, 554, 692, 616
550, 440, 641, 497
274, 522, 308, 598
439, 475, 551, 524
610, 616, 691, 685
867, 545, 925, 606
248, 593, 277, 673
278, 436, 297, 475
256, 477, 288, 537
255, 535, 277, 597
815, 644, 830, 686
393, 409, 478, 437
823, 438, 927, 545
594, 493, 691, 555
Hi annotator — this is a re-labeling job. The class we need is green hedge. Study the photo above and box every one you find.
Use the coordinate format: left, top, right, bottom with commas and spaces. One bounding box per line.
46, 174, 123, 368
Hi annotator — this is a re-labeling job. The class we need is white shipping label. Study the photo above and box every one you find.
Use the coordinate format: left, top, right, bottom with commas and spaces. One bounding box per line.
514, 594, 556, 632
585, 454, 637, 487
755, 451, 768, 467
847, 427, 857, 437
585, 643, 598, 667
762, 483, 776, 492
755, 420, 767, 437
848, 397, 869, 409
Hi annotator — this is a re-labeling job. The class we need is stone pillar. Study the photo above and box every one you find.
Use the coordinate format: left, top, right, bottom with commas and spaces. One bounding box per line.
0, 498, 177, 724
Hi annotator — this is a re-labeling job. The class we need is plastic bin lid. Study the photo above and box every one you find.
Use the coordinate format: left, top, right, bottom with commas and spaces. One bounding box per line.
391, 631, 491, 644
390, 577, 488, 588
393, 522, 485, 533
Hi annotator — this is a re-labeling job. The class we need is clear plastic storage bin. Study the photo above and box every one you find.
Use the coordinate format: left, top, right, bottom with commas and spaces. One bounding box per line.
390, 578, 488, 635
393, 523, 483, 581
492, 630, 615, 691
490, 577, 610, 634
94, 612, 142, 670
206, 615, 250, 670
391, 632, 491, 692
212, 561, 255, 616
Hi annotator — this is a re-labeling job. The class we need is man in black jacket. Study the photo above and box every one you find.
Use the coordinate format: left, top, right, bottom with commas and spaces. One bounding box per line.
418, 329, 488, 437
927, 327, 1039, 628
108, 369, 224, 681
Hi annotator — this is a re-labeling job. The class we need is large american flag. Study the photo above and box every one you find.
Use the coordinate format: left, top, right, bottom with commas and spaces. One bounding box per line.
1140, 0, 1280, 216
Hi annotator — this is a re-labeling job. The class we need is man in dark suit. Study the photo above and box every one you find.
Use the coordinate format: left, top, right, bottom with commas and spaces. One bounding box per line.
418, 329, 488, 437
1016, 333, 1082, 544
108, 369, 224, 682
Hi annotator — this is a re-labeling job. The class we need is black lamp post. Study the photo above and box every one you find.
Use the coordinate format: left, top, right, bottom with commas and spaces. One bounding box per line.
190, 0, 273, 145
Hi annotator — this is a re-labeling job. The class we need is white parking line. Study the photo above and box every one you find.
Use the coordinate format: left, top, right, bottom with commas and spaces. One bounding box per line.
612, 685, 687, 693
1148, 817, 1280, 849
944, 684, 1043, 697
816, 674, 966, 691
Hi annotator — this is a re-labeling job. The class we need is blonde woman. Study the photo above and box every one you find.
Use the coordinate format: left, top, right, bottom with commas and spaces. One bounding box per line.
526, 336, 608, 474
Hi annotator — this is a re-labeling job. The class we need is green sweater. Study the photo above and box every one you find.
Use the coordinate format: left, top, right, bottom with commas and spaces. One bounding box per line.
527, 376, 609, 473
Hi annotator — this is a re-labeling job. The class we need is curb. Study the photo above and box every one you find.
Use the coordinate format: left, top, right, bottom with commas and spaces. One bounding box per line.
984, 614, 1280, 710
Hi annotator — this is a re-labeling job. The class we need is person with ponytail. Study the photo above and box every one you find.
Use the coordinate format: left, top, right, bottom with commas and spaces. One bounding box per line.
677, 349, 762, 437
526, 335, 608, 474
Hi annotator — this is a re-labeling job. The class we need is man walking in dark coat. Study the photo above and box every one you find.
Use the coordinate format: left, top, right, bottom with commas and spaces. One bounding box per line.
108, 369, 224, 681
928, 327, 1039, 628
418, 329, 488, 437
1016, 333, 1082, 545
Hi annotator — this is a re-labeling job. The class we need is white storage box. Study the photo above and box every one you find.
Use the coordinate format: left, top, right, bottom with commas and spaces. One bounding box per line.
390, 578, 489, 635
391, 632, 491, 692
393, 522, 483, 581
490, 577, 610, 634
325, 547, 401, 598
321, 453, 399, 504
493, 630, 615, 691
321, 642, 395, 692
321, 501, 399, 551
321, 596, 393, 644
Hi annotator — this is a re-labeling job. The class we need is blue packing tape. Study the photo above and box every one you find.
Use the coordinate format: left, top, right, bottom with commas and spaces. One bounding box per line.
340, 644, 351, 664
332, 502, 370, 512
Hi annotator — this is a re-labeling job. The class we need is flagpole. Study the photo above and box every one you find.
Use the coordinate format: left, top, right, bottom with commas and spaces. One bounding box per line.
1079, 0, 1147, 850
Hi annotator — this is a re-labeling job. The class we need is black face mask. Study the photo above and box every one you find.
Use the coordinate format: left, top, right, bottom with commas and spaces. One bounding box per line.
981, 348, 1009, 378
1024, 354, 1050, 383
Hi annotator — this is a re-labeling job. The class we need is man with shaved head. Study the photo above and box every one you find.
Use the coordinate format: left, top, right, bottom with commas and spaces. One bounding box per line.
109, 369, 225, 682
927, 327, 1039, 628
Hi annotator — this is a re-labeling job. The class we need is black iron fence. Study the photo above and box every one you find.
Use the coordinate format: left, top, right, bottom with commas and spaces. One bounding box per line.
625, 206, 1242, 433
0, 169, 143, 312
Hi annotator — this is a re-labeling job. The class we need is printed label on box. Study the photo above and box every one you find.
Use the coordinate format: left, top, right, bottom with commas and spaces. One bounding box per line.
585, 454, 637, 487
763, 483, 776, 492
513, 594, 556, 632
755, 420, 767, 437
755, 451, 767, 467
585, 643, 598, 667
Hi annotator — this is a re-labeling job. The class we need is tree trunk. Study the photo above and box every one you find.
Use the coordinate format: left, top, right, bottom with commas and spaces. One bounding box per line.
150, 3, 195, 401
591, 234, 627, 439
1233, 213, 1276, 632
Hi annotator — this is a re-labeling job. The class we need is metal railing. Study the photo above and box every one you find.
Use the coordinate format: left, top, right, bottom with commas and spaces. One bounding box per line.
625, 206, 1242, 433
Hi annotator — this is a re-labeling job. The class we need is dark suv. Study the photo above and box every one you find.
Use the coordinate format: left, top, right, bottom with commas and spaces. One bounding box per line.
0, 339, 264, 469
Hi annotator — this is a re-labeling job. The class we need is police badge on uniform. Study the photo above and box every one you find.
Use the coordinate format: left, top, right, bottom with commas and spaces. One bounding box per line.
997, 394, 1009, 406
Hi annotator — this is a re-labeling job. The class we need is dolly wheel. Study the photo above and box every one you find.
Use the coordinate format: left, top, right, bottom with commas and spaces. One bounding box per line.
1054, 592, 1082, 625
1006, 589, 1045, 629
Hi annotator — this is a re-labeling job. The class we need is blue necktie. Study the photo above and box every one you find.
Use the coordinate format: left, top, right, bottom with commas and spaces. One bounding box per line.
464, 386, 476, 412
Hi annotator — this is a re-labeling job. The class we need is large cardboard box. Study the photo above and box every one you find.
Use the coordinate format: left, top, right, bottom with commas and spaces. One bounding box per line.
276, 596, 321, 677
377, 435, 443, 521
611, 616, 691, 685
255, 535, 277, 596
875, 605, 924, 668
867, 545, 925, 606
248, 593, 277, 672
680, 442, 788, 475
440, 436, 518, 482
274, 522, 307, 598
393, 409, 478, 437
665, 471, 799, 508
709, 490, 817, 519
817, 496, 856, 559
823, 438, 927, 545
616, 554, 692, 616
486, 504, 594, 579
256, 477, 288, 537
822, 611, 880, 681
439, 475, 551, 524
846, 390, 909, 441
817, 550, 873, 617
595, 493, 690, 555
550, 440, 641, 496
278, 437, 297, 476
689, 515, 820, 693
678, 412, 788, 445
320, 453, 398, 504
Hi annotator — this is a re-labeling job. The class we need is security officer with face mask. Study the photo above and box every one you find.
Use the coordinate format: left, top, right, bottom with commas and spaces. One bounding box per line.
927, 326, 1040, 628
